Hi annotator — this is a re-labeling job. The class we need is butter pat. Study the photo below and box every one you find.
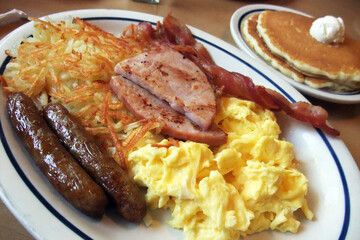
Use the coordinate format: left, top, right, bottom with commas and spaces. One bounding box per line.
309, 16, 345, 44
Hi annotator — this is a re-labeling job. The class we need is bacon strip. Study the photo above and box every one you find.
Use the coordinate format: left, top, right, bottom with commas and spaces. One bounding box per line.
162, 14, 214, 64
181, 46, 339, 136
163, 14, 196, 46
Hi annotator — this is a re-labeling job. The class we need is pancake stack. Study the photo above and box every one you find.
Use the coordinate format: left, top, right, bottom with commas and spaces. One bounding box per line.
241, 10, 360, 92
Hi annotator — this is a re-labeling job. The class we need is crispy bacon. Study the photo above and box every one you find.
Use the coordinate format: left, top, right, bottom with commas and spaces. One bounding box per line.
179, 46, 339, 136
162, 14, 214, 64
163, 14, 196, 46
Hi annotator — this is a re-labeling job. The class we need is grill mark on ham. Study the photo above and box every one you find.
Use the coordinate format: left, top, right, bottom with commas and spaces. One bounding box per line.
114, 46, 216, 130
110, 76, 227, 146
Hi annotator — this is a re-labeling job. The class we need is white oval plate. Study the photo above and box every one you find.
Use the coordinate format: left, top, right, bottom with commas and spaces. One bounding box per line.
0, 9, 359, 240
230, 4, 360, 104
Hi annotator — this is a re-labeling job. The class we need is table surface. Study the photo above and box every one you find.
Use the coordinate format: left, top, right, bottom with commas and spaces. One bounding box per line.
0, 0, 359, 239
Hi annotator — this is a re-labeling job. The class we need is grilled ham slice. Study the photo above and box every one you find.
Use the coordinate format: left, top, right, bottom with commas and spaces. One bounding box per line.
114, 46, 216, 130
110, 76, 227, 146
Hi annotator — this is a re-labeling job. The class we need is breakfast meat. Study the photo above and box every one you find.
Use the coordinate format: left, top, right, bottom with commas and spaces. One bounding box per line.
110, 75, 227, 146
179, 46, 340, 136
44, 103, 147, 222
7, 92, 108, 218
114, 46, 216, 130
256, 10, 360, 89
162, 13, 215, 64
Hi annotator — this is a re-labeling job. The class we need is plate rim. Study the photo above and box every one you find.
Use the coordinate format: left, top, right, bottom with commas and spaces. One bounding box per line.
0, 8, 358, 240
230, 4, 360, 104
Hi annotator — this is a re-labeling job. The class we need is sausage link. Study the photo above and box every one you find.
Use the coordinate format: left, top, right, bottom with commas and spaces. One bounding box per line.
44, 103, 146, 222
7, 92, 108, 218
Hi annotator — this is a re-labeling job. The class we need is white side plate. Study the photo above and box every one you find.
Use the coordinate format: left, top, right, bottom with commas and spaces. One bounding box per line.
230, 4, 360, 104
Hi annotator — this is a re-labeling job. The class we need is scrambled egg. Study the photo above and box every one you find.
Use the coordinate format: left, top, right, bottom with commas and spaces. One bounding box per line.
128, 97, 313, 240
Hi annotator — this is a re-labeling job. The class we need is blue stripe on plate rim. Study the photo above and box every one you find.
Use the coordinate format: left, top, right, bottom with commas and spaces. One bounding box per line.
0, 16, 350, 240
236, 8, 360, 97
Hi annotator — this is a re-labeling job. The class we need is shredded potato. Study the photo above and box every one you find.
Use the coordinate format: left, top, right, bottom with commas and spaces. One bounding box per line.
1, 17, 158, 170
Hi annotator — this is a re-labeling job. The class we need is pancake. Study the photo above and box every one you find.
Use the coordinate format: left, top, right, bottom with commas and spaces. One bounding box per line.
241, 13, 355, 92
257, 10, 360, 90
242, 13, 305, 83
303, 76, 353, 92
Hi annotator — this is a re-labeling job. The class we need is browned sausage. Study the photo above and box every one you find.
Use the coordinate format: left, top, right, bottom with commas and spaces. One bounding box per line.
44, 103, 146, 222
7, 92, 108, 218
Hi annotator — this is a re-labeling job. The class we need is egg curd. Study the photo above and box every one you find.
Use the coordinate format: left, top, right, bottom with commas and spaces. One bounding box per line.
127, 97, 314, 240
